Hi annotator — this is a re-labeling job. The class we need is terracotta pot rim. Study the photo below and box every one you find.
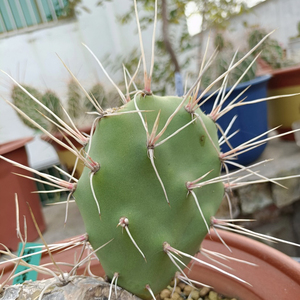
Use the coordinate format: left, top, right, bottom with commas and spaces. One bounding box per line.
204, 229, 300, 282
187, 229, 300, 299
268, 64, 300, 89
1, 229, 300, 299
0, 137, 33, 156
270, 64, 300, 76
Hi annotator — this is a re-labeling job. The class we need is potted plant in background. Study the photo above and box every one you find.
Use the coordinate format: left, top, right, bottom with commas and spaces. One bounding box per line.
194, 32, 271, 167
195, 25, 300, 166
244, 26, 300, 141
288, 21, 300, 62
268, 65, 300, 140
11, 78, 122, 178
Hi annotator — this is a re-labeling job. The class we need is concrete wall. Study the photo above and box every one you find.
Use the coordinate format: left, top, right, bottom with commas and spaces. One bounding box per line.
0, 0, 153, 169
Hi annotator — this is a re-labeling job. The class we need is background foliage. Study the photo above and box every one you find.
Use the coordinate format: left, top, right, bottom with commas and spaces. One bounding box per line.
99, 0, 248, 95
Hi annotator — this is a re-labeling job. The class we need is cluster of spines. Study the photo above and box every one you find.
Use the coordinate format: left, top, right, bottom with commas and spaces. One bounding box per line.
2, 59, 300, 300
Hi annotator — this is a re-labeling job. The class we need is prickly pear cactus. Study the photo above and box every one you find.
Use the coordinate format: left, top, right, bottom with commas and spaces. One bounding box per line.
74, 94, 224, 299
74, 94, 224, 298
85, 82, 106, 111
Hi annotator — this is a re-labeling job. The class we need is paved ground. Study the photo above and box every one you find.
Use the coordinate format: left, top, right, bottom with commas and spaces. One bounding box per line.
37, 201, 85, 245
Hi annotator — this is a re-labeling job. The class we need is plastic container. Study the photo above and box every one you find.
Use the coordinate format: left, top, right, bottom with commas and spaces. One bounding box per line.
200, 75, 271, 167
267, 65, 300, 140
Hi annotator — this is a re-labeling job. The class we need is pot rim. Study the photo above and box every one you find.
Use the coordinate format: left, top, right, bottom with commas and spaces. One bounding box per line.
187, 229, 300, 299
0, 137, 33, 156
1, 229, 299, 299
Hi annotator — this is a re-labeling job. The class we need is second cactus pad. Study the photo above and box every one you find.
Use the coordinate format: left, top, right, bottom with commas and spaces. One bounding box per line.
74, 93, 224, 299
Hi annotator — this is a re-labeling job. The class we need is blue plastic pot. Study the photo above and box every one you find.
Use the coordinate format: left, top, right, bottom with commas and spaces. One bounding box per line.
199, 75, 271, 167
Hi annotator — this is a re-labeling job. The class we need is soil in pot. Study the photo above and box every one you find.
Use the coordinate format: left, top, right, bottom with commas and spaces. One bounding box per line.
159, 279, 238, 300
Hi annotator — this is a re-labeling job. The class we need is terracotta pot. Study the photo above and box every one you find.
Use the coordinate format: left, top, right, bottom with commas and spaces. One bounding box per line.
41, 126, 92, 179
190, 230, 300, 299
1, 230, 299, 299
268, 65, 300, 140
0, 137, 46, 252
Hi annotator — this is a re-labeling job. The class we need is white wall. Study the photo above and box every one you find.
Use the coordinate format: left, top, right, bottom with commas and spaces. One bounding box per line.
0, 0, 154, 169
231, 0, 300, 51
199, 0, 300, 60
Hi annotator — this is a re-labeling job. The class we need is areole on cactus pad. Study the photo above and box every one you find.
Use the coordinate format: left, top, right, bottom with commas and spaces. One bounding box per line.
74, 93, 224, 298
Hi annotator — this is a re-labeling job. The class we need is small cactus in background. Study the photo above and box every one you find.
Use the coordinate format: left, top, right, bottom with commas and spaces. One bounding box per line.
11, 85, 48, 130
1, 1, 300, 299
41, 90, 64, 131
67, 78, 83, 120
11, 79, 114, 133
247, 26, 294, 69
85, 82, 106, 111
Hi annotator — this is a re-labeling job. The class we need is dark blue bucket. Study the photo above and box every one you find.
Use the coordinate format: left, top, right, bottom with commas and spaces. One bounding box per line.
199, 75, 271, 167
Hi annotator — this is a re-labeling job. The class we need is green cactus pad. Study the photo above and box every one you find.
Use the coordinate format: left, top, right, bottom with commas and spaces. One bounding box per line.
74, 93, 224, 299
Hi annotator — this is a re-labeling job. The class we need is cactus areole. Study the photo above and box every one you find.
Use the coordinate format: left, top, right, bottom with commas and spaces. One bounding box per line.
73, 93, 224, 299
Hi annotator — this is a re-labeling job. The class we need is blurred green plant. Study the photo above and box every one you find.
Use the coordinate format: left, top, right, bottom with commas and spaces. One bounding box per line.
12, 85, 48, 131
57, 0, 91, 19
201, 25, 295, 90
11, 80, 120, 132
248, 26, 293, 69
